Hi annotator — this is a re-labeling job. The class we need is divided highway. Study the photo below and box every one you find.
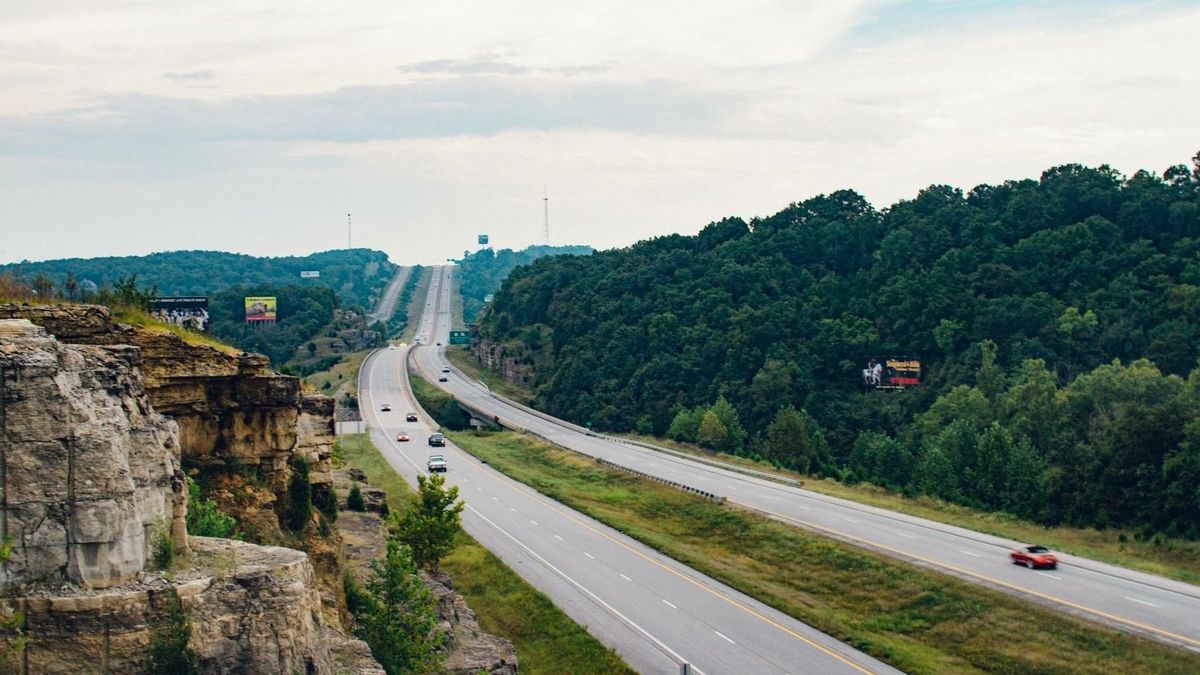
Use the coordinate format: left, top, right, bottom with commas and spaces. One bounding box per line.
413, 266, 1200, 654
359, 270, 897, 674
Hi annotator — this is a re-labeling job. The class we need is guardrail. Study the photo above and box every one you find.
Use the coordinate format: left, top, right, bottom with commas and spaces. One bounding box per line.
477, 387, 803, 488
437, 372, 728, 505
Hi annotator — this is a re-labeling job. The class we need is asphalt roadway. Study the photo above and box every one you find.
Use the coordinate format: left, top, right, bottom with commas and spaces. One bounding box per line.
410, 266, 1200, 655
359, 269, 898, 674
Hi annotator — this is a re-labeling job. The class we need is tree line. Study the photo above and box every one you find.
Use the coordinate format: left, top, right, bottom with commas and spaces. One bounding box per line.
0, 248, 396, 311
458, 244, 593, 324
476, 152, 1200, 538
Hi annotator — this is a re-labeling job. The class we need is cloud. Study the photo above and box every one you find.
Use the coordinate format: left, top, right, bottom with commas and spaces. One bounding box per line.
0, 77, 742, 163
163, 69, 216, 81
396, 59, 527, 75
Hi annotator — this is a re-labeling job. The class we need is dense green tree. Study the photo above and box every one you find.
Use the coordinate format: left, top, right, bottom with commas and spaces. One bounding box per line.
695, 411, 728, 451
395, 473, 464, 571
474, 151, 1200, 537
351, 538, 442, 675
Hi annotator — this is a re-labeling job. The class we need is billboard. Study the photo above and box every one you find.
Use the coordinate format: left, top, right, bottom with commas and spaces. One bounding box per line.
244, 296, 277, 322
150, 296, 209, 332
478, 234, 489, 245
863, 357, 921, 389
299, 270, 320, 278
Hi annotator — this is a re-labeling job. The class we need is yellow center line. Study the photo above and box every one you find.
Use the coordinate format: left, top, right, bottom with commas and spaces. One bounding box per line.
479, 448, 877, 674
750, 506, 1199, 649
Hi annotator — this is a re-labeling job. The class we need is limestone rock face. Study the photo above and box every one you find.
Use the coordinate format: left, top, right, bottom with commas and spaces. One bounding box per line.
0, 304, 335, 497
15, 538, 346, 675
0, 319, 183, 589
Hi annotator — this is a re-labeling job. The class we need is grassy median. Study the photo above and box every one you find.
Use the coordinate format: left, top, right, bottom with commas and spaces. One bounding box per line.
338, 433, 631, 675
445, 429, 1200, 675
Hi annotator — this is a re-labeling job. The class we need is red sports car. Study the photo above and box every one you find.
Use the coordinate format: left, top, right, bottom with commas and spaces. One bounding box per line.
1011, 545, 1057, 569
396, 431, 410, 442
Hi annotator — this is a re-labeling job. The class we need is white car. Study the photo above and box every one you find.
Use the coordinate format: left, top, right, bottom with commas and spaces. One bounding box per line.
427, 454, 447, 472
379, 403, 392, 412
441, 366, 450, 373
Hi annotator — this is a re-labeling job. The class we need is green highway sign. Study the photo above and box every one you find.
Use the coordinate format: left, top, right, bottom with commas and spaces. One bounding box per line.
449, 330, 471, 345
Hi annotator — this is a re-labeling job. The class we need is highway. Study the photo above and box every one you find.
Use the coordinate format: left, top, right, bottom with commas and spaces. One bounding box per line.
412, 266, 1200, 654
367, 265, 412, 322
359, 269, 897, 674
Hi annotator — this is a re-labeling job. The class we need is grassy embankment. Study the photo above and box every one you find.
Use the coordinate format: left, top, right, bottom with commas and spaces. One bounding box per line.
336, 433, 631, 675
448, 267, 464, 331
435, 347, 1200, 584
441, 428, 1200, 674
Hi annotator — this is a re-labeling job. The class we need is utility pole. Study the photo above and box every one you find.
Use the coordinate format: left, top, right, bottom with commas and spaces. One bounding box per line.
543, 187, 550, 245
347, 212, 352, 249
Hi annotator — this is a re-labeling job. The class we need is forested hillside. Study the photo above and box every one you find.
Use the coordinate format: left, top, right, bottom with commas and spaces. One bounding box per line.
459, 245, 593, 323
1, 248, 396, 310
477, 153, 1200, 537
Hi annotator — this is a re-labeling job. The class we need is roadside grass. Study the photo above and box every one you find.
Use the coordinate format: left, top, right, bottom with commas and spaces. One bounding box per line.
618, 433, 1200, 585
447, 430, 1200, 675
401, 267, 433, 343
108, 306, 241, 354
443, 346, 535, 405
337, 433, 631, 675
304, 349, 370, 401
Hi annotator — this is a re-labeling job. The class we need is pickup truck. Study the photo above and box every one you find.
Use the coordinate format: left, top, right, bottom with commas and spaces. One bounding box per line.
427, 454, 447, 473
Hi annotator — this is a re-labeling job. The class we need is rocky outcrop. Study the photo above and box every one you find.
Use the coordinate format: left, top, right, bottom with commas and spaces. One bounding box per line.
0, 315, 381, 673
0, 319, 185, 589
471, 338, 535, 388
0, 303, 335, 503
13, 538, 336, 674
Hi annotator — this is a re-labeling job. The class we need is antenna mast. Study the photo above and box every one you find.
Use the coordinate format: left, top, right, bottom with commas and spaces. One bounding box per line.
543, 187, 550, 245
347, 212, 352, 249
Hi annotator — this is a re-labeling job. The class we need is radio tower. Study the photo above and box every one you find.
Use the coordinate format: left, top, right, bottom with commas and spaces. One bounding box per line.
347, 212, 352, 249
542, 187, 550, 245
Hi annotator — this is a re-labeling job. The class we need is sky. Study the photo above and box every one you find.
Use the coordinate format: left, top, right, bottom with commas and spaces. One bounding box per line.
2, 0, 1198, 266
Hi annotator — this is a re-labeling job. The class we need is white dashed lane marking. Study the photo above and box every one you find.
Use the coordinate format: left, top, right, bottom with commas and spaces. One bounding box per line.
715, 631, 736, 645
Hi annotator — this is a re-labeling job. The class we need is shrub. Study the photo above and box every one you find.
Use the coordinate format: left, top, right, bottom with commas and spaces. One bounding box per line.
347, 483, 366, 512
286, 456, 312, 532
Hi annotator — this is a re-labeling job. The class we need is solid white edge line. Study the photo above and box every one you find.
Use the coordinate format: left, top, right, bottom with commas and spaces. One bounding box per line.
465, 503, 700, 674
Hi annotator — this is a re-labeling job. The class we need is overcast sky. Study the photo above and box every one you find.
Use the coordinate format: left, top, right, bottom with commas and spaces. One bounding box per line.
2, 1, 1198, 265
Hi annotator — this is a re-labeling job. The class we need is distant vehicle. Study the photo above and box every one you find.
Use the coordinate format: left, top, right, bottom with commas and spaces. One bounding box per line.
396, 430, 410, 442
379, 403, 392, 412
438, 376, 448, 382
441, 366, 450, 373
406, 412, 419, 422
428, 433, 446, 447
427, 454, 447, 473
387, 344, 395, 350
1011, 545, 1057, 569
436, 342, 442, 346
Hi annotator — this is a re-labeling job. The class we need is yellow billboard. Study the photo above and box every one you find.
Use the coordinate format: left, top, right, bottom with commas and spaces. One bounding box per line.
244, 296, 277, 322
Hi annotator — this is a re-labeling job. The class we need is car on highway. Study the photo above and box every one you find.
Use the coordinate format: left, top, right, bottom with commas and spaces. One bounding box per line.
1011, 545, 1057, 569
441, 366, 450, 373
406, 412, 419, 422
438, 376, 448, 382
436, 342, 442, 346
387, 344, 395, 350
379, 403, 392, 412
428, 433, 446, 447
427, 454, 447, 473
396, 430, 410, 442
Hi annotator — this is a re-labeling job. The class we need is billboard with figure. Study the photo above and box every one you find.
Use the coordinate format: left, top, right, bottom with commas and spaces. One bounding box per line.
244, 296, 277, 322
478, 234, 489, 245
150, 296, 209, 331
862, 357, 921, 389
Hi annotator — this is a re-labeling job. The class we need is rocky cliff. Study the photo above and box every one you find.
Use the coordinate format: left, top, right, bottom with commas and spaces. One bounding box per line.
0, 319, 186, 590
0, 312, 379, 673
0, 304, 336, 527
